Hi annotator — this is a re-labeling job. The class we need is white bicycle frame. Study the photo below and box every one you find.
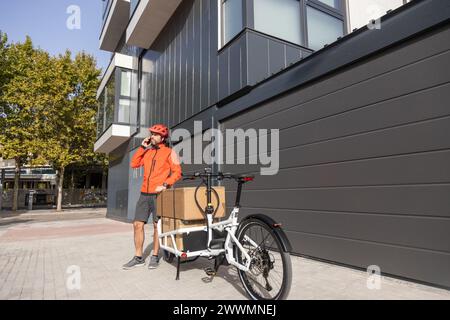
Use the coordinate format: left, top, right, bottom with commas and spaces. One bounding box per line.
157, 206, 258, 272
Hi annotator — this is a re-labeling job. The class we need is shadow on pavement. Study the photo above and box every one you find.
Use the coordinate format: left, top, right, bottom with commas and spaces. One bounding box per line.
0, 219, 32, 227
153, 246, 248, 299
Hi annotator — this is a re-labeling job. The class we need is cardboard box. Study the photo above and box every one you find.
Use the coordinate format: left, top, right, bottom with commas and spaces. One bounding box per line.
160, 217, 185, 251
161, 217, 216, 251
156, 186, 226, 220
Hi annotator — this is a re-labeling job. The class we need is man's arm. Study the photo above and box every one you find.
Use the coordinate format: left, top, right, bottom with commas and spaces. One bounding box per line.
164, 149, 182, 187
130, 146, 147, 168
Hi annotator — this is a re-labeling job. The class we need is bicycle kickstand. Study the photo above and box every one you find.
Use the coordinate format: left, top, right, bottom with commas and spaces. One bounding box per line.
176, 256, 181, 280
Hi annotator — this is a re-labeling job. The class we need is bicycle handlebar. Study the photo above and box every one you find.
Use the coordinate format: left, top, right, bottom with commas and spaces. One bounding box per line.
181, 168, 254, 209
182, 171, 254, 182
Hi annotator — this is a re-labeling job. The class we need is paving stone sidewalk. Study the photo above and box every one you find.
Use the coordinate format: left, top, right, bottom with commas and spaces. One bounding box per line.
0, 208, 449, 300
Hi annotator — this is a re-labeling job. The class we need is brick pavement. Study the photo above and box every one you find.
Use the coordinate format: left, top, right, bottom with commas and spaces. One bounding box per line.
0, 209, 449, 300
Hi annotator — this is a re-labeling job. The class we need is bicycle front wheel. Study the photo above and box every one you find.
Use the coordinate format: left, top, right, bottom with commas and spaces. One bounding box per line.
234, 218, 292, 300
162, 249, 175, 263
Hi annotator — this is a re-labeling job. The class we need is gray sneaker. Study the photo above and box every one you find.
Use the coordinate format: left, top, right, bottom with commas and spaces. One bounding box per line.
148, 255, 160, 269
122, 256, 145, 270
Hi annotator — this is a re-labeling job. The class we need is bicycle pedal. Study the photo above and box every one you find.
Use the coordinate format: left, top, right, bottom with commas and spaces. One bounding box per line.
204, 267, 216, 276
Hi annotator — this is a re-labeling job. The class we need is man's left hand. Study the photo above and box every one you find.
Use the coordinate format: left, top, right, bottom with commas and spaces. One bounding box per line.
155, 185, 167, 193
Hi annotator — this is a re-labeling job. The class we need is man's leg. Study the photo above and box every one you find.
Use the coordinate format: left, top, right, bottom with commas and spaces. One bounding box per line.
134, 221, 145, 257
148, 196, 160, 269
148, 220, 160, 269
152, 221, 159, 256
122, 220, 146, 269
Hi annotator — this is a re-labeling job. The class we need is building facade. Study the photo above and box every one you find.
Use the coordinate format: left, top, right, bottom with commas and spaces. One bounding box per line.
95, 0, 450, 288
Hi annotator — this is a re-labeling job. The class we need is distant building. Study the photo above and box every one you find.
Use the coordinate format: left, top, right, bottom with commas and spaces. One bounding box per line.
0, 158, 107, 208
0, 159, 57, 190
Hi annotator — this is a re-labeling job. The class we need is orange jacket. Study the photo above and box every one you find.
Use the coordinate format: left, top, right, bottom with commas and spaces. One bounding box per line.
130, 144, 182, 194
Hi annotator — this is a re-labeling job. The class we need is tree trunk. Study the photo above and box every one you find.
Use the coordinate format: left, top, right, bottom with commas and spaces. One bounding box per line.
56, 166, 65, 212
69, 169, 75, 205
12, 157, 20, 212
101, 166, 107, 190
86, 172, 91, 189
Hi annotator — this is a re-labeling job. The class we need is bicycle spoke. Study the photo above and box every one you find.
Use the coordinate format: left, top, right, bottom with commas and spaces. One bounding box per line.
260, 226, 265, 250
236, 220, 291, 300
247, 231, 271, 256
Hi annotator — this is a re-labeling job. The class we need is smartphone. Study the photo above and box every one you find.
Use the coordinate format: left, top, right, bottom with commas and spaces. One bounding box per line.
143, 137, 151, 147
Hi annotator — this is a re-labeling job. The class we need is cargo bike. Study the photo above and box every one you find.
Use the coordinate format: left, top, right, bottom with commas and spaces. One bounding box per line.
157, 168, 292, 300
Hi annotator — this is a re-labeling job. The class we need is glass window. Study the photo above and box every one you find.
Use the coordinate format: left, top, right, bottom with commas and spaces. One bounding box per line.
97, 92, 105, 138
316, 0, 340, 9
102, 0, 113, 22
104, 76, 115, 130
118, 98, 130, 123
307, 6, 343, 50
347, 0, 404, 31
96, 67, 133, 136
254, 0, 302, 45
119, 69, 132, 123
101, 0, 113, 35
120, 69, 131, 97
222, 0, 243, 45
130, 0, 141, 17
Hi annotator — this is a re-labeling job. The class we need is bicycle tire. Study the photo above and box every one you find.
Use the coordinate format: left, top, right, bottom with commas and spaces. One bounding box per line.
234, 218, 292, 300
163, 250, 175, 263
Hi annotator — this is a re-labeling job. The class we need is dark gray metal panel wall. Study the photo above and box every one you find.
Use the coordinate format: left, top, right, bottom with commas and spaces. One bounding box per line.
174, 131, 214, 188
142, 1, 311, 127
143, 0, 218, 128
217, 29, 312, 102
127, 152, 144, 222
220, 24, 450, 288
106, 143, 130, 220
245, 30, 311, 87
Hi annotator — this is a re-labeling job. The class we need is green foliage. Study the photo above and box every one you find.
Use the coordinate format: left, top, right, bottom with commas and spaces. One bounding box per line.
0, 31, 10, 98
0, 33, 108, 173
35, 50, 103, 171
0, 35, 41, 164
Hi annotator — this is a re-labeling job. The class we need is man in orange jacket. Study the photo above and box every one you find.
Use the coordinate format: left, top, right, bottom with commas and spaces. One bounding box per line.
123, 124, 182, 270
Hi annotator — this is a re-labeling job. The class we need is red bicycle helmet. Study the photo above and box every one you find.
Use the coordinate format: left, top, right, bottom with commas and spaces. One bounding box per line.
148, 124, 169, 138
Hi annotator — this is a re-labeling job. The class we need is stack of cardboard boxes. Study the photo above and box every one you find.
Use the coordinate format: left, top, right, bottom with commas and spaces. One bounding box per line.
156, 187, 226, 251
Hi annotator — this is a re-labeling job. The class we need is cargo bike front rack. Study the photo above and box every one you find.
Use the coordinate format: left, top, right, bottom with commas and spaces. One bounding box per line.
157, 167, 293, 300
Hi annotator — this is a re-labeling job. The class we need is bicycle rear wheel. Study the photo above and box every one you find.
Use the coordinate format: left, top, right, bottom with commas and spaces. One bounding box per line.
234, 218, 292, 300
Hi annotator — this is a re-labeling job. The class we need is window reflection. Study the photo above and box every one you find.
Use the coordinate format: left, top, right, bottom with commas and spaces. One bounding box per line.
254, 0, 302, 45
307, 6, 344, 50
222, 0, 243, 45
316, 0, 340, 9
96, 68, 133, 138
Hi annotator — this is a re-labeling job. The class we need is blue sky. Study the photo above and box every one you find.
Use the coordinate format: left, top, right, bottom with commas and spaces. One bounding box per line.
0, 0, 111, 73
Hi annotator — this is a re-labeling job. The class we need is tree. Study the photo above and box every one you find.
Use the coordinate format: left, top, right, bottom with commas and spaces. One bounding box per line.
0, 31, 10, 96
35, 51, 101, 211
1, 35, 103, 212
0, 36, 49, 211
